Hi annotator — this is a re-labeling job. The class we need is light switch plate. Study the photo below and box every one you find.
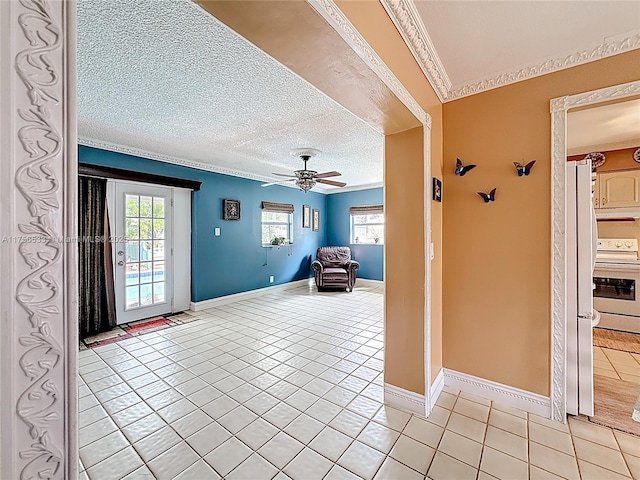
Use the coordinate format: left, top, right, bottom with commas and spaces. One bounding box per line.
214, 228, 220, 236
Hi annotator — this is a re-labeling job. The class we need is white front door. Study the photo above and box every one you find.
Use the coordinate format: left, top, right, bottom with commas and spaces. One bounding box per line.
114, 182, 173, 324
566, 160, 595, 416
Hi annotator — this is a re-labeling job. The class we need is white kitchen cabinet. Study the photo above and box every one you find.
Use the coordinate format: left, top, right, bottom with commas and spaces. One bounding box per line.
593, 170, 640, 209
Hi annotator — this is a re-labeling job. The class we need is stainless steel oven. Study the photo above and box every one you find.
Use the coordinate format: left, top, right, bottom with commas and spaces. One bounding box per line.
593, 238, 640, 332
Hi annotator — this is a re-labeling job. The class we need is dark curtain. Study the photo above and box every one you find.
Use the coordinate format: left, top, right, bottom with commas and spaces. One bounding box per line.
78, 176, 116, 339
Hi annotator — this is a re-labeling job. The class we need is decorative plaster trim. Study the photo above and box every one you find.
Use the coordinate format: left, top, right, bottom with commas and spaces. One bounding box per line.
448, 32, 640, 101
307, 0, 431, 126
1, 1, 78, 478
324, 182, 384, 194
190, 279, 313, 311
550, 79, 640, 423
379, 0, 450, 102
384, 383, 427, 417
423, 122, 433, 415
79, 136, 279, 184
567, 139, 640, 157
444, 369, 551, 418
430, 368, 445, 407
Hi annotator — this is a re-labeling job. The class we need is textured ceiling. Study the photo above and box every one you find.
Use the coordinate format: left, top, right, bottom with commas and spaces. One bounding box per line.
568, 99, 640, 156
77, 0, 384, 191
414, 0, 640, 94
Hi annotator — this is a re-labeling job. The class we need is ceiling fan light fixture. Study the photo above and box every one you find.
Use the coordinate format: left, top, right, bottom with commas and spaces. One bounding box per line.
297, 178, 316, 193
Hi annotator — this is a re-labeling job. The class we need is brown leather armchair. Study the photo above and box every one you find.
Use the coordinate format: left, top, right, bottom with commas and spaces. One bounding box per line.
311, 246, 359, 292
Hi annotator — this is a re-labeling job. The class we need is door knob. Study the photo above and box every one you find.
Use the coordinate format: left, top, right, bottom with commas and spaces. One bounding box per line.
117, 251, 124, 256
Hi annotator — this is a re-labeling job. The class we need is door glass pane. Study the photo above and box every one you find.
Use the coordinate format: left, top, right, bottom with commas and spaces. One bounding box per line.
153, 261, 165, 282
153, 197, 165, 219
139, 262, 152, 284
153, 282, 165, 303
153, 219, 165, 239
126, 285, 139, 309
140, 241, 152, 261
140, 196, 152, 217
126, 195, 139, 217
126, 262, 139, 286
140, 284, 153, 306
126, 241, 140, 262
126, 218, 139, 239
139, 219, 152, 240
153, 240, 165, 260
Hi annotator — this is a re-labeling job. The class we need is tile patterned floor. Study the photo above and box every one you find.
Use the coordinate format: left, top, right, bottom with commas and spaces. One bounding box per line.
593, 346, 640, 384
78, 282, 640, 479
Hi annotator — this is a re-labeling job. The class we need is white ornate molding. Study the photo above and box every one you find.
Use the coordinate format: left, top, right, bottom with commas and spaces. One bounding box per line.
444, 369, 551, 417
1, 1, 78, 479
449, 32, 640, 101
79, 137, 278, 184
380, 0, 450, 102
307, 0, 431, 126
550, 79, 640, 423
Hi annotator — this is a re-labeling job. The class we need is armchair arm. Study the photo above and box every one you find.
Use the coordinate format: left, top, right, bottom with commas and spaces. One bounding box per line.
311, 260, 324, 273
345, 260, 360, 273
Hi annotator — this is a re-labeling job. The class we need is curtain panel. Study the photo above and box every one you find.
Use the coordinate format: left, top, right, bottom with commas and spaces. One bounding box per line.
78, 177, 116, 339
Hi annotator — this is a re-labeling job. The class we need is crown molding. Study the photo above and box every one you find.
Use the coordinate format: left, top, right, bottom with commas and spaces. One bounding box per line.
324, 182, 383, 194
380, 0, 450, 102
447, 31, 640, 101
378, 1, 640, 102
307, 0, 430, 127
568, 139, 640, 157
79, 137, 278, 184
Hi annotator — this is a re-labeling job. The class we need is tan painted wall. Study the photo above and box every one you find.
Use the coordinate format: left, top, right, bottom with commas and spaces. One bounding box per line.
385, 126, 426, 393
568, 147, 640, 172
442, 49, 640, 396
337, 0, 444, 383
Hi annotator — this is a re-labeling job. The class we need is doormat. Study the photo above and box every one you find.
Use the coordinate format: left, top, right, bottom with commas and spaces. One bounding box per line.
589, 374, 640, 437
123, 317, 172, 334
593, 328, 640, 354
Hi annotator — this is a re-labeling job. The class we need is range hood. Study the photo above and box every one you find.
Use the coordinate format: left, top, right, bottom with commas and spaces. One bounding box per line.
595, 207, 640, 219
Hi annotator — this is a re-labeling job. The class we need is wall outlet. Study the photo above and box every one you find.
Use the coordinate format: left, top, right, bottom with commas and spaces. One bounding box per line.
214, 227, 220, 236
269, 275, 274, 283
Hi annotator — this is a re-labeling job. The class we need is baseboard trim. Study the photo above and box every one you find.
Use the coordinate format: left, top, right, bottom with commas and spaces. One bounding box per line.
190, 278, 313, 311
430, 368, 445, 410
384, 383, 426, 417
356, 278, 384, 286
443, 369, 551, 418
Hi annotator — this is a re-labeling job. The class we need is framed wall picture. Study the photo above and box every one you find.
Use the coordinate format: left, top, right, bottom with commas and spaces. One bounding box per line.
312, 209, 320, 231
223, 199, 240, 220
303, 204, 311, 228
432, 177, 442, 202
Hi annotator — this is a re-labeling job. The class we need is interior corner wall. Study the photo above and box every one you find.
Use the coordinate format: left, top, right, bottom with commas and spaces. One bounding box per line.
326, 188, 384, 281
442, 49, 640, 396
385, 126, 426, 394
78, 146, 328, 303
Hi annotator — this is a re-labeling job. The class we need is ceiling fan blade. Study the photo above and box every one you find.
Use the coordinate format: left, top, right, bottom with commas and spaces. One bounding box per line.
271, 172, 297, 178
261, 179, 296, 187
314, 171, 342, 179
317, 178, 347, 187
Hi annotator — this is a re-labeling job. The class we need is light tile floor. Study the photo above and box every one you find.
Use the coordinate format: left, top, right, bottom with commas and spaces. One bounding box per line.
593, 346, 640, 384
78, 282, 640, 479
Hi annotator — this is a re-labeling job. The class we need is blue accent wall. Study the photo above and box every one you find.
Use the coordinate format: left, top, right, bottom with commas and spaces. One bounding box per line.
326, 188, 384, 281
80, 146, 327, 302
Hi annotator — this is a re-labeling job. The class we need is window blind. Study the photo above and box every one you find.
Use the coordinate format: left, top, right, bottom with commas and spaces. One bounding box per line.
349, 204, 383, 215
261, 201, 294, 213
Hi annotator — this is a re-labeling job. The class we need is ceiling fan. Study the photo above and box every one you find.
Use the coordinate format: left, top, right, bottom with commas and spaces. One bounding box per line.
262, 149, 346, 192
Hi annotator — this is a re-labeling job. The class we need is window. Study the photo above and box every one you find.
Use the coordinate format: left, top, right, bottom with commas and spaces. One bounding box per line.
261, 201, 294, 245
350, 205, 384, 244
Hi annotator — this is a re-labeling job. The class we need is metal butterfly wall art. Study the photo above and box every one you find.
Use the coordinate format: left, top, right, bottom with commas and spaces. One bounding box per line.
455, 158, 476, 176
477, 188, 497, 203
513, 160, 536, 176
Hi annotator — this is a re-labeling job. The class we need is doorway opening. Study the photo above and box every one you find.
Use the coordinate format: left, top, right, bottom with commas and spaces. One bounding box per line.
551, 80, 640, 426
